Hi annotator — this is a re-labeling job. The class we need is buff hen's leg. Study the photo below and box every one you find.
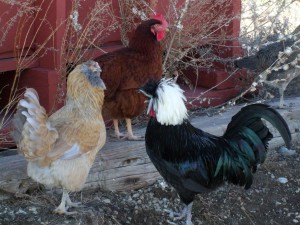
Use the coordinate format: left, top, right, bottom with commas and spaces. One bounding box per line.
65, 192, 83, 208
54, 189, 80, 215
124, 118, 144, 141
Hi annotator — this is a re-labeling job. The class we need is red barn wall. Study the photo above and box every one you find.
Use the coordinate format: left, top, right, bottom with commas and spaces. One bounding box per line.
0, 0, 243, 147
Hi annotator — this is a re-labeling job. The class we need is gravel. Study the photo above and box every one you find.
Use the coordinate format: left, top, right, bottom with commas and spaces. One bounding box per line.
0, 143, 299, 225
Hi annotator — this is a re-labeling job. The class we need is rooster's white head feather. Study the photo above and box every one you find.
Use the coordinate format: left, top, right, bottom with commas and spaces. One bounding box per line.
140, 78, 188, 125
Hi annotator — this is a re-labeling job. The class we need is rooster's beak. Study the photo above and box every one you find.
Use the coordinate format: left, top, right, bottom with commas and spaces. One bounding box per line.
138, 89, 152, 99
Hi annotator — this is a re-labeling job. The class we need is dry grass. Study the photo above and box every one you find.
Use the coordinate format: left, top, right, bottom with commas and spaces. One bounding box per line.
0, 0, 118, 146
55, 0, 118, 107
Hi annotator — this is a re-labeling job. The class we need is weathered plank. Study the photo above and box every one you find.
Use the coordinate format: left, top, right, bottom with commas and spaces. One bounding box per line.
0, 100, 299, 194
0, 136, 161, 193
87, 140, 161, 191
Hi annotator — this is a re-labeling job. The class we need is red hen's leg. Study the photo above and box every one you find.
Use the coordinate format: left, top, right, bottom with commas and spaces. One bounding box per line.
124, 118, 144, 141
112, 119, 125, 139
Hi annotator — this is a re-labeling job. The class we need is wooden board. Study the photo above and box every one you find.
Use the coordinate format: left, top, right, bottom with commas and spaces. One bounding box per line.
0, 104, 299, 194
0, 135, 161, 194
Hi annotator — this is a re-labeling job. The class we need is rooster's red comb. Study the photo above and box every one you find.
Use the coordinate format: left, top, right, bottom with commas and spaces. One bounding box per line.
151, 13, 168, 28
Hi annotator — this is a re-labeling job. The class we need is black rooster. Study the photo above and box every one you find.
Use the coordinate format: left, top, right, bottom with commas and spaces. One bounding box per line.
139, 78, 291, 225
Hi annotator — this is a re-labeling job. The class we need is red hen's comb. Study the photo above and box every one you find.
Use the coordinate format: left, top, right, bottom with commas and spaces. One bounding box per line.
151, 13, 168, 28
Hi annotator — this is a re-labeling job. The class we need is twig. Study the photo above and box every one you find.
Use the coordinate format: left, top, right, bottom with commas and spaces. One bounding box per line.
163, 0, 191, 71
241, 206, 256, 225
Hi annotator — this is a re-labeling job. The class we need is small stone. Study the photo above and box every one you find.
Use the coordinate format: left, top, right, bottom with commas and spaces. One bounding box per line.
276, 201, 282, 206
16, 209, 27, 215
103, 198, 111, 204
132, 193, 139, 198
277, 177, 288, 184
293, 219, 299, 223
159, 180, 168, 189
278, 147, 296, 156
28, 207, 37, 215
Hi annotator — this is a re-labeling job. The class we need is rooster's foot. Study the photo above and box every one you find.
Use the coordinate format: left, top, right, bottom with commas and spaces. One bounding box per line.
164, 202, 194, 225
164, 209, 186, 220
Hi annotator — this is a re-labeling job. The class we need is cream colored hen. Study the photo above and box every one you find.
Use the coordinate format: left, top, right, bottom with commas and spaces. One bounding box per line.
11, 60, 106, 215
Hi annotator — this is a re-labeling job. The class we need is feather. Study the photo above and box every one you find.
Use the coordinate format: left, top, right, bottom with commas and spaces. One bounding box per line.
238, 139, 255, 163
226, 104, 291, 148
59, 143, 81, 160
214, 154, 223, 177
238, 127, 266, 162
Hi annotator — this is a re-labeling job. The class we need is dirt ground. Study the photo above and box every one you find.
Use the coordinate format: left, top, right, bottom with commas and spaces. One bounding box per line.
1, 96, 300, 225
0, 141, 299, 225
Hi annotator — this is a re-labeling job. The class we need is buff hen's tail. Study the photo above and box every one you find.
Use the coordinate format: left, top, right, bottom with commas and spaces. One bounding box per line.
11, 88, 58, 162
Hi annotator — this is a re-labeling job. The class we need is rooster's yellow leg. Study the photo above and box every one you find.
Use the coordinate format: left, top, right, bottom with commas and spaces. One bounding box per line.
54, 189, 77, 215
124, 118, 144, 141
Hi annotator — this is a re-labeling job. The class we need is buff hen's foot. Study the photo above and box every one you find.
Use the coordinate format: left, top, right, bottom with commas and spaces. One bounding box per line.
54, 189, 82, 215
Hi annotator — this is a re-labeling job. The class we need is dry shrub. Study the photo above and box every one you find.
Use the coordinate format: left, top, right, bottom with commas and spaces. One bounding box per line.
162, 0, 236, 75
118, 0, 240, 108
0, 0, 118, 146
0, 0, 36, 48
237, 0, 300, 107
55, 0, 118, 105
118, 0, 236, 77
239, 0, 300, 55
118, 0, 155, 46
0, 0, 38, 147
